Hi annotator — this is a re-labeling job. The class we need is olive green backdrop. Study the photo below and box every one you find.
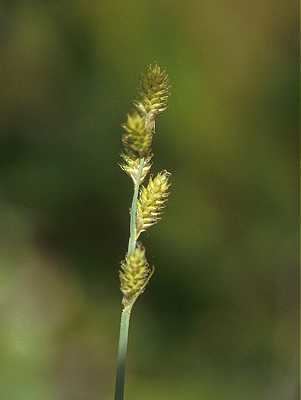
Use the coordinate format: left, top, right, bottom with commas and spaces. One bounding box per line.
0, 1, 298, 399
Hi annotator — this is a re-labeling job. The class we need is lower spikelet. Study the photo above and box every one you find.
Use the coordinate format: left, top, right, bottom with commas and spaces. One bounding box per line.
120, 245, 154, 306
136, 171, 170, 237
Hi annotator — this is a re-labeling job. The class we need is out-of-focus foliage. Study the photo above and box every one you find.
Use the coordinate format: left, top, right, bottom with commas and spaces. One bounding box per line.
0, 1, 297, 399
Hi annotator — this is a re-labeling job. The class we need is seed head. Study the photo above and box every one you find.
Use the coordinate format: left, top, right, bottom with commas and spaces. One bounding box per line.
135, 64, 170, 122
122, 112, 152, 157
136, 171, 171, 237
120, 245, 154, 306
120, 154, 152, 185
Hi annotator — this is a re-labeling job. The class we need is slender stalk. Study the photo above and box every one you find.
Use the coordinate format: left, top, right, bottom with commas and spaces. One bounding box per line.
114, 305, 132, 400
114, 158, 144, 400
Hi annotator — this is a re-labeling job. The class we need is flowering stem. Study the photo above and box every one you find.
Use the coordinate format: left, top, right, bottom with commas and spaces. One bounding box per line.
114, 158, 144, 400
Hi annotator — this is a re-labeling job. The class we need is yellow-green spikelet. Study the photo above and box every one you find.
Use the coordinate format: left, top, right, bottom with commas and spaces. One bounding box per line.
135, 64, 170, 118
122, 112, 152, 157
120, 245, 153, 306
136, 171, 170, 236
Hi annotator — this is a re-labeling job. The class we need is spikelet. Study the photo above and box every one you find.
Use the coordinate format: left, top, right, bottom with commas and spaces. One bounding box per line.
135, 64, 170, 122
136, 171, 171, 237
122, 111, 152, 157
120, 154, 152, 185
120, 245, 154, 306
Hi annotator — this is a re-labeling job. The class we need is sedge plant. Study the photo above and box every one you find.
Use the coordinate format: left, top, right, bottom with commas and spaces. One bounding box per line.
114, 64, 171, 400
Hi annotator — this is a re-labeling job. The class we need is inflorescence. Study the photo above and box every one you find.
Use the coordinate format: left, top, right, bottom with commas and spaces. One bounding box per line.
119, 64, 171, 307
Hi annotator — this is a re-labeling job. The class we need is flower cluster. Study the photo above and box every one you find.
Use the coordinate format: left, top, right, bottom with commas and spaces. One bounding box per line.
120, 245, 154, 306
122, 112, 152, 158
136, 171, 171, 238
121, 64, 170, 158
135, 63, 170, 121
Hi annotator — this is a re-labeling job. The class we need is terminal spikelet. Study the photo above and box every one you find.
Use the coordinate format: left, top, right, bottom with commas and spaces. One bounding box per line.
122, 111, 152, 157
136, 171, 171, 237
135, 64, 170, 125
119, 245, 154, 306
119, 154, 152, 185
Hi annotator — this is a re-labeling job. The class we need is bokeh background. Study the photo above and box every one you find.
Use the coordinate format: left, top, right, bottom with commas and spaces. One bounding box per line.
0, 1, 298, 399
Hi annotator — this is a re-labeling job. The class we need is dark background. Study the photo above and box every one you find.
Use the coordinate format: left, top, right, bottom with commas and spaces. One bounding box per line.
0, 1, 298, 399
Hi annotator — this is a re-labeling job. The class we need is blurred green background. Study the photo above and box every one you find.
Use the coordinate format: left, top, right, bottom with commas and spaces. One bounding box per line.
0, 1, 298, 399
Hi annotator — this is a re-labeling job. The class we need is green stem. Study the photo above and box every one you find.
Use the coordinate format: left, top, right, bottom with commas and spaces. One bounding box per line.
127, 158, 144, 255
114, 158, 144, 400
114, 305, 132, 400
